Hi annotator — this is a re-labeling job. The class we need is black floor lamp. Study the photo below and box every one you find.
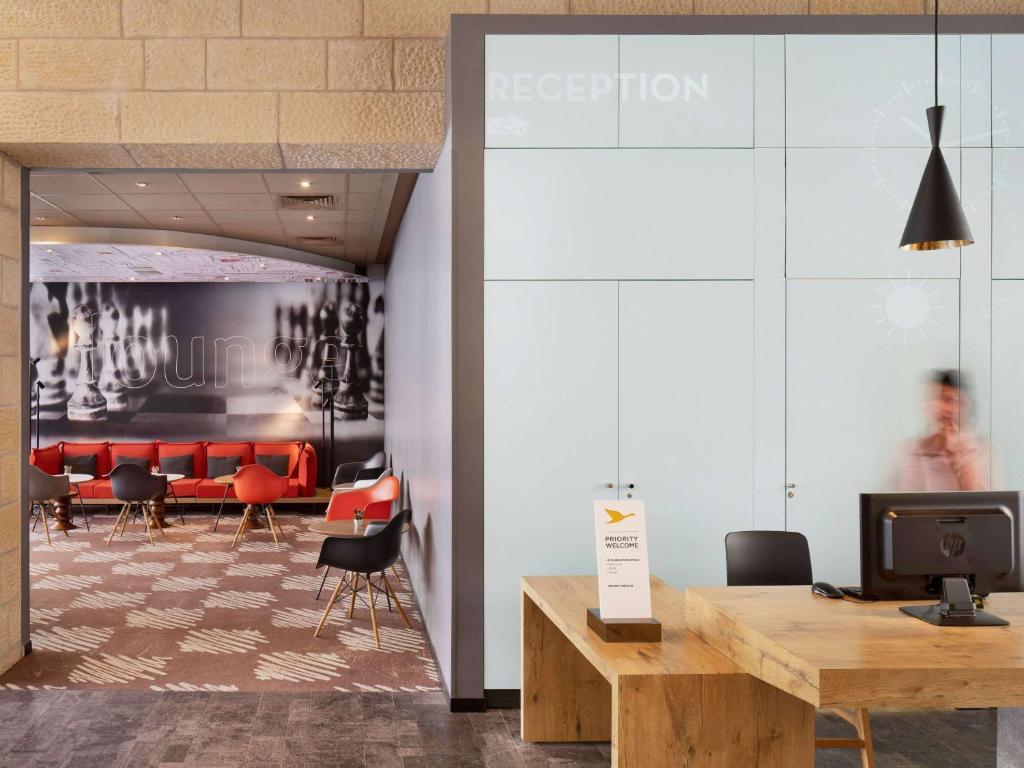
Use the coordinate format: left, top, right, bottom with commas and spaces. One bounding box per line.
29, 356, 44, 450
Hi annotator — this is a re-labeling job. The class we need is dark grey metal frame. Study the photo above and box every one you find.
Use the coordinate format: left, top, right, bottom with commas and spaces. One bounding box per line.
446, 13, 1024, 708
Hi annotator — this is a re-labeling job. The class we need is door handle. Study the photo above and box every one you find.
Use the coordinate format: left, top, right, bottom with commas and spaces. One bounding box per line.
786, 482, 796, 498
605, 482, 614, 489
627, 483, 635, 489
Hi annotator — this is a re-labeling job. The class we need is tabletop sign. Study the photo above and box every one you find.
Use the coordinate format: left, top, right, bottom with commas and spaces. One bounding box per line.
593, 500, 653, 621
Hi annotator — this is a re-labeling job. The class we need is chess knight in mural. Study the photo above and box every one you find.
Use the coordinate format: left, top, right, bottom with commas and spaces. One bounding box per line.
28, 279, 385, 465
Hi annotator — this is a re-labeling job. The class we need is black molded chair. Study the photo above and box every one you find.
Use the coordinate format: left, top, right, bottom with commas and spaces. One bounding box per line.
724, 530, 876, 768
28, 464, 71, 546
331, 451, 387, 487
724, 530, 813, 586
314, 509, 412, 648
106, 464, 167, 546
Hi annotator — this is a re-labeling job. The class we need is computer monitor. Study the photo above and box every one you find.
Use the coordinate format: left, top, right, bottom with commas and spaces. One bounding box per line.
860, 491, 1024, 600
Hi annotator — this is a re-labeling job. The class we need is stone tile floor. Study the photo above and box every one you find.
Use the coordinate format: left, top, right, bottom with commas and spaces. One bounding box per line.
0, 690, 997, 767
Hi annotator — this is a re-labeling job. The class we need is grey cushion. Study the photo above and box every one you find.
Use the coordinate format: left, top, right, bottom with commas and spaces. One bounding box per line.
160, 453, 194, 479
256, 454, 290, 477
207, 455, 242, 479
66, 453, 97, 477
115, 456, 151, 471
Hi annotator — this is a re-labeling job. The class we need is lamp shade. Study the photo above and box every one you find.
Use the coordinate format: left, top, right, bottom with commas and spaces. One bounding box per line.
899, 106, 973, 251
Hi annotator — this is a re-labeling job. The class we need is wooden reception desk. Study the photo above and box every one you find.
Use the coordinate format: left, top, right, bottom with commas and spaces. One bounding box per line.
521, 576, 1024, 768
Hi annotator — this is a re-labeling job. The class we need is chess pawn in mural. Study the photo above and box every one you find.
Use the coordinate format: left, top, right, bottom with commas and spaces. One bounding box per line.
368, 329, 384, 405
66, 305, 107, 421
333, 302, 369, 420
97, 302, 128, 411
311, 302, 340, 409
28, 282, 68, 409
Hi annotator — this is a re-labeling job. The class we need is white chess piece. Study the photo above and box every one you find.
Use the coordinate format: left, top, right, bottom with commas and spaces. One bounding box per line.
28, 282, 68, 409
66, 304, 107, 421
97, 302, 128, 411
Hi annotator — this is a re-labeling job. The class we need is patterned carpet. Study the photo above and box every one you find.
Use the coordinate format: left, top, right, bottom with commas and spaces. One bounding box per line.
1, 512, 440, 694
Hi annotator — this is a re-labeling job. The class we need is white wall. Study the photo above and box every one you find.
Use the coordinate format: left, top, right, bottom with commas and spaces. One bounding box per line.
385, 133, 454, 691
482, 32, 1024, 690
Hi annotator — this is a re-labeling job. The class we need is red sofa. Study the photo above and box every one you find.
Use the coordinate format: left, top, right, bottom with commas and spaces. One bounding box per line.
30, 440, 318, 499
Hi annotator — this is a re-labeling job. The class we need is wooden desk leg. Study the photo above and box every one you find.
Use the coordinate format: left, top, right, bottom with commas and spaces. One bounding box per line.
521, 592, 612, 742
998, 709, 1024, 767
613, 674, 814, 768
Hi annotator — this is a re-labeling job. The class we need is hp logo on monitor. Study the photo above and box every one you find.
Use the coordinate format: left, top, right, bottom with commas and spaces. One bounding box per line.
941, 532, 967, 559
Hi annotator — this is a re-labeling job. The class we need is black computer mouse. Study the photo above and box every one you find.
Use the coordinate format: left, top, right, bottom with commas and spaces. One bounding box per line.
811, 581, 845, 599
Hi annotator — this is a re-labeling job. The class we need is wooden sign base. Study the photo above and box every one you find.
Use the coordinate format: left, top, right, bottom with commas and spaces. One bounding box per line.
586, 608, 662, 643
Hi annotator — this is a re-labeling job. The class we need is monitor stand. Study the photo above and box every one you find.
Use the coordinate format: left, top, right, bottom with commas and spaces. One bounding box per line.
901, 576, 1009, 627
900, 604, 1009, 627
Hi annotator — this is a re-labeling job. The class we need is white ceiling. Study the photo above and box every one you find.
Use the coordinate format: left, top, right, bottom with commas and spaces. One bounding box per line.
29, 171, 399, 265
30, 241, 362, 284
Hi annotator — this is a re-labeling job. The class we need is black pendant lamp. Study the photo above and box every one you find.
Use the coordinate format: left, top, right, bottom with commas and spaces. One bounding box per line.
899, 0, 974, 252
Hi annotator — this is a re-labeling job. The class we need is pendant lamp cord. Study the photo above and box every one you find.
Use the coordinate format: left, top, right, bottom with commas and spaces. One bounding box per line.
934, 0, 939, 107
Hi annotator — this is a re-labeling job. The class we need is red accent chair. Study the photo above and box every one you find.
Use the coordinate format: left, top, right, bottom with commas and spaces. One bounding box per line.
231, 464, 290, 549
324, 475, 400, 522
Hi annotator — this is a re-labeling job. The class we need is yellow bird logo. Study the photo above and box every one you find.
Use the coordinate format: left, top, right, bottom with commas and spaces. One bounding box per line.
605, 508, 636, 525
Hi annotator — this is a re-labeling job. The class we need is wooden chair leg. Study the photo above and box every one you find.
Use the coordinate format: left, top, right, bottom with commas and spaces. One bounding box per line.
348, 573, 360, 618
857, 709, 876, 768
314, 576, 345, 638
231, 505, 250, 549
39, 502, 51, 546
107, 504, 128, 546
139, 504, 156, 545
268, 505, 286, 542
366, 575, 381, 649
118, 503, 131, 537
265, 506, 280, 549
382, 574, 412, 629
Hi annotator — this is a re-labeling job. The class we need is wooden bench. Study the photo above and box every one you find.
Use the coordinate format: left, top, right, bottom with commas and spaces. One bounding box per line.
521, 576, 813, 768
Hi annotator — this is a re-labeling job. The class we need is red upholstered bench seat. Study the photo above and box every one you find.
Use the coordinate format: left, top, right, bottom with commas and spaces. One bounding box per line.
29, 440, 318, 498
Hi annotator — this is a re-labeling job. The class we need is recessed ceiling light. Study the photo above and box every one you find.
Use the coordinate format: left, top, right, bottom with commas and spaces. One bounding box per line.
44, 248, 54, 253
129, 277, 137, 281
154, 251, 163, 256
300, 180, 311, 189
33, 216, 47, 221
135, 181, 148, 188
172, 216, 183, 221
223, 276, 230, 281
305, 215, 315, 221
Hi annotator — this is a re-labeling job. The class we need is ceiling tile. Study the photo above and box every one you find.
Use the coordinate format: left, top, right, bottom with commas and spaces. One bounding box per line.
29, 212, 83, 226
345, 209, 375, 225
207, 209, 283, 225
121, 193, 202, 211
179, 172, 269, 194
264, 172, 347, 196
30, 195, 64, 213
348, 173, 385, 194
71, 210, 151, 227
141, 210, 216, 228
347, 193, 379, 211
278, 209, 346, 225
94, 172, 190, 194
42, 194, 131, 212
345, 223, 372, 240
195, 193, 276, 211
31, 173, 111, 196
281, 222, 345, 238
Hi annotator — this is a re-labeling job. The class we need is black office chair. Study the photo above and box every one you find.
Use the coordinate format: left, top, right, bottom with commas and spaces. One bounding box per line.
28, 464, 72, 546
106, 464, 167, 546
724, 530, 876, 767
331, 451, 387, 487
314, 509, 412, 649
724, 530, 813, 586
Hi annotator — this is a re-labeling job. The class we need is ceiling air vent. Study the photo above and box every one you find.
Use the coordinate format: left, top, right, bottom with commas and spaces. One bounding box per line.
131, 266, 162, 275
279, 194, 336, 210
296, 236, 343, 247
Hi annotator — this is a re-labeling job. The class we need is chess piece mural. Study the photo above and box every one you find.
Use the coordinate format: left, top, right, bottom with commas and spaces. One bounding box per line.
334, 302, 369, 420
66, 304, 107, 421
28, 282, 69, 409
28, 279, 384, 460
97, 302, 129, 411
